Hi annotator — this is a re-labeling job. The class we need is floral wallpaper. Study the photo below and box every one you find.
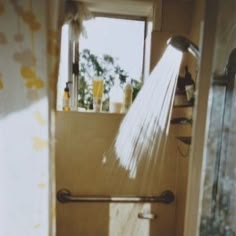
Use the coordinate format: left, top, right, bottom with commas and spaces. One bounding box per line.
0, 0, 63, 235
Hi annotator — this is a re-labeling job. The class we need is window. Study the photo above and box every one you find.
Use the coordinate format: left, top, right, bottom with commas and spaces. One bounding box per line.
57, 16, 145, 111
80, 16, 145, 81
57, 24, 70, 111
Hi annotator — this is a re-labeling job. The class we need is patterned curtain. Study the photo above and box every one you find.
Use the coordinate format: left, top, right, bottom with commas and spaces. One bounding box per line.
0, 0, 64, 235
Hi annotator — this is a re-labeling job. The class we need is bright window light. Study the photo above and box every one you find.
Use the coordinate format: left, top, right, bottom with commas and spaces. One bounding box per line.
57, 17, 145, 111
57, 24, 69, 110
80, 17, 145, 81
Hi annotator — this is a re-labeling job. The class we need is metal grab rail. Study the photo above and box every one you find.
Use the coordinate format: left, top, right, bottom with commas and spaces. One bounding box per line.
57, 189, 175, 204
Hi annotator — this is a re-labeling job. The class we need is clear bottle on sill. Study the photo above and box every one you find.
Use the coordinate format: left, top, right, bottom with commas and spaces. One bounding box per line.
109, 77, 123, 113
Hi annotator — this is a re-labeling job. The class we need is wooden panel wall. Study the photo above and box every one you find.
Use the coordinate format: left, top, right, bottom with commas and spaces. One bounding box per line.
55, 111, 190, 236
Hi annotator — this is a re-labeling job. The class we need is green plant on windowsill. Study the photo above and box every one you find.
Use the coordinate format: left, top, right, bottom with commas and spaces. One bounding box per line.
78, 49, 142, 111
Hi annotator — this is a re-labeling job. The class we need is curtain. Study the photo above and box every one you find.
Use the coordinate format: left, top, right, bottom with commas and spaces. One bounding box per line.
0, 0, 64, 235
57, 0, 91, 110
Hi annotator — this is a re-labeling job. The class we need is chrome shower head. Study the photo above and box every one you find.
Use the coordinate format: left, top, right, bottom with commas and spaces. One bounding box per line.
167, 35, 200, 58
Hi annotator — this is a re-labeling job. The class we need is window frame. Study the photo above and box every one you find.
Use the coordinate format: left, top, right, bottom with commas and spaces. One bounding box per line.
57, 13, 148, 111
77, 12, 148, 83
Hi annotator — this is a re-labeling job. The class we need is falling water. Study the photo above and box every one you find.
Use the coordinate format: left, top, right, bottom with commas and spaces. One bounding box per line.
104, 45, 183, 178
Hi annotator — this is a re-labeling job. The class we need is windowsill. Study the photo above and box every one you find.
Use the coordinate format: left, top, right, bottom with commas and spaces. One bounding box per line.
55, 110, 124, 131
56, 110, 125, 117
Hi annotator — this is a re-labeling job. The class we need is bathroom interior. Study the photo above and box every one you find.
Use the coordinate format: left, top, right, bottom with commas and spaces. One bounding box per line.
1, 0, 236, 236
56, 0, 200, 235
55, 0, 236, 235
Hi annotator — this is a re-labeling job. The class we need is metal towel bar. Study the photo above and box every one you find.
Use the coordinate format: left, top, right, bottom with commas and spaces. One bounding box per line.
57, 189, 175, 204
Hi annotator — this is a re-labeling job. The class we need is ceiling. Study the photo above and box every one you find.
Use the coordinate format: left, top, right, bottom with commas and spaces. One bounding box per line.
79, 0, 154, 17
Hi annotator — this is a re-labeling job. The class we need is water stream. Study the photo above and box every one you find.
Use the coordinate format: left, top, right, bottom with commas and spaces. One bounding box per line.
104, 45, 183, 179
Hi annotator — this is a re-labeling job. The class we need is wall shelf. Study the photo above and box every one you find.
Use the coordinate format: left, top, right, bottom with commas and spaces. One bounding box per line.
173, 102, 194, 108
176, 136, 192, 145
171, 117, 192, 125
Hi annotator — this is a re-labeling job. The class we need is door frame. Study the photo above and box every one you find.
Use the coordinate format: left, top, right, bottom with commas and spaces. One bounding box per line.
183, 1, 219, 235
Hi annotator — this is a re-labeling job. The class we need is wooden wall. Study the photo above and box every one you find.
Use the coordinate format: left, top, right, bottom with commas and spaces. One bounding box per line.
55, 112, 187, 236
149, 0, 194, 72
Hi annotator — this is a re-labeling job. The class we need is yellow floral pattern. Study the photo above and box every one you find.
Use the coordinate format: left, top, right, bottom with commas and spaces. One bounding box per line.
20, 66, 44, 89
13, 49, 36, 66
37, 182, 47, 189
33, 137, 48, 151
34, 111, 47, 126
10, 0, 41, 32
0, 1, 63, 235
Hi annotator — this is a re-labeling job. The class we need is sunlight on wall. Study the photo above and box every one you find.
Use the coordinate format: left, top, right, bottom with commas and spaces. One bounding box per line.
109, 203, 150, 235
0, 98, 49, 236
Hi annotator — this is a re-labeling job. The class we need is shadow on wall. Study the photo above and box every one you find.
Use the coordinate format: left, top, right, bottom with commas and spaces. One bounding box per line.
0, 0, 48, 119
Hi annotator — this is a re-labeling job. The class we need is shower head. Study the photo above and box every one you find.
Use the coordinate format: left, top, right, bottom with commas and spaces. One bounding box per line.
167, 35, 200, 58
